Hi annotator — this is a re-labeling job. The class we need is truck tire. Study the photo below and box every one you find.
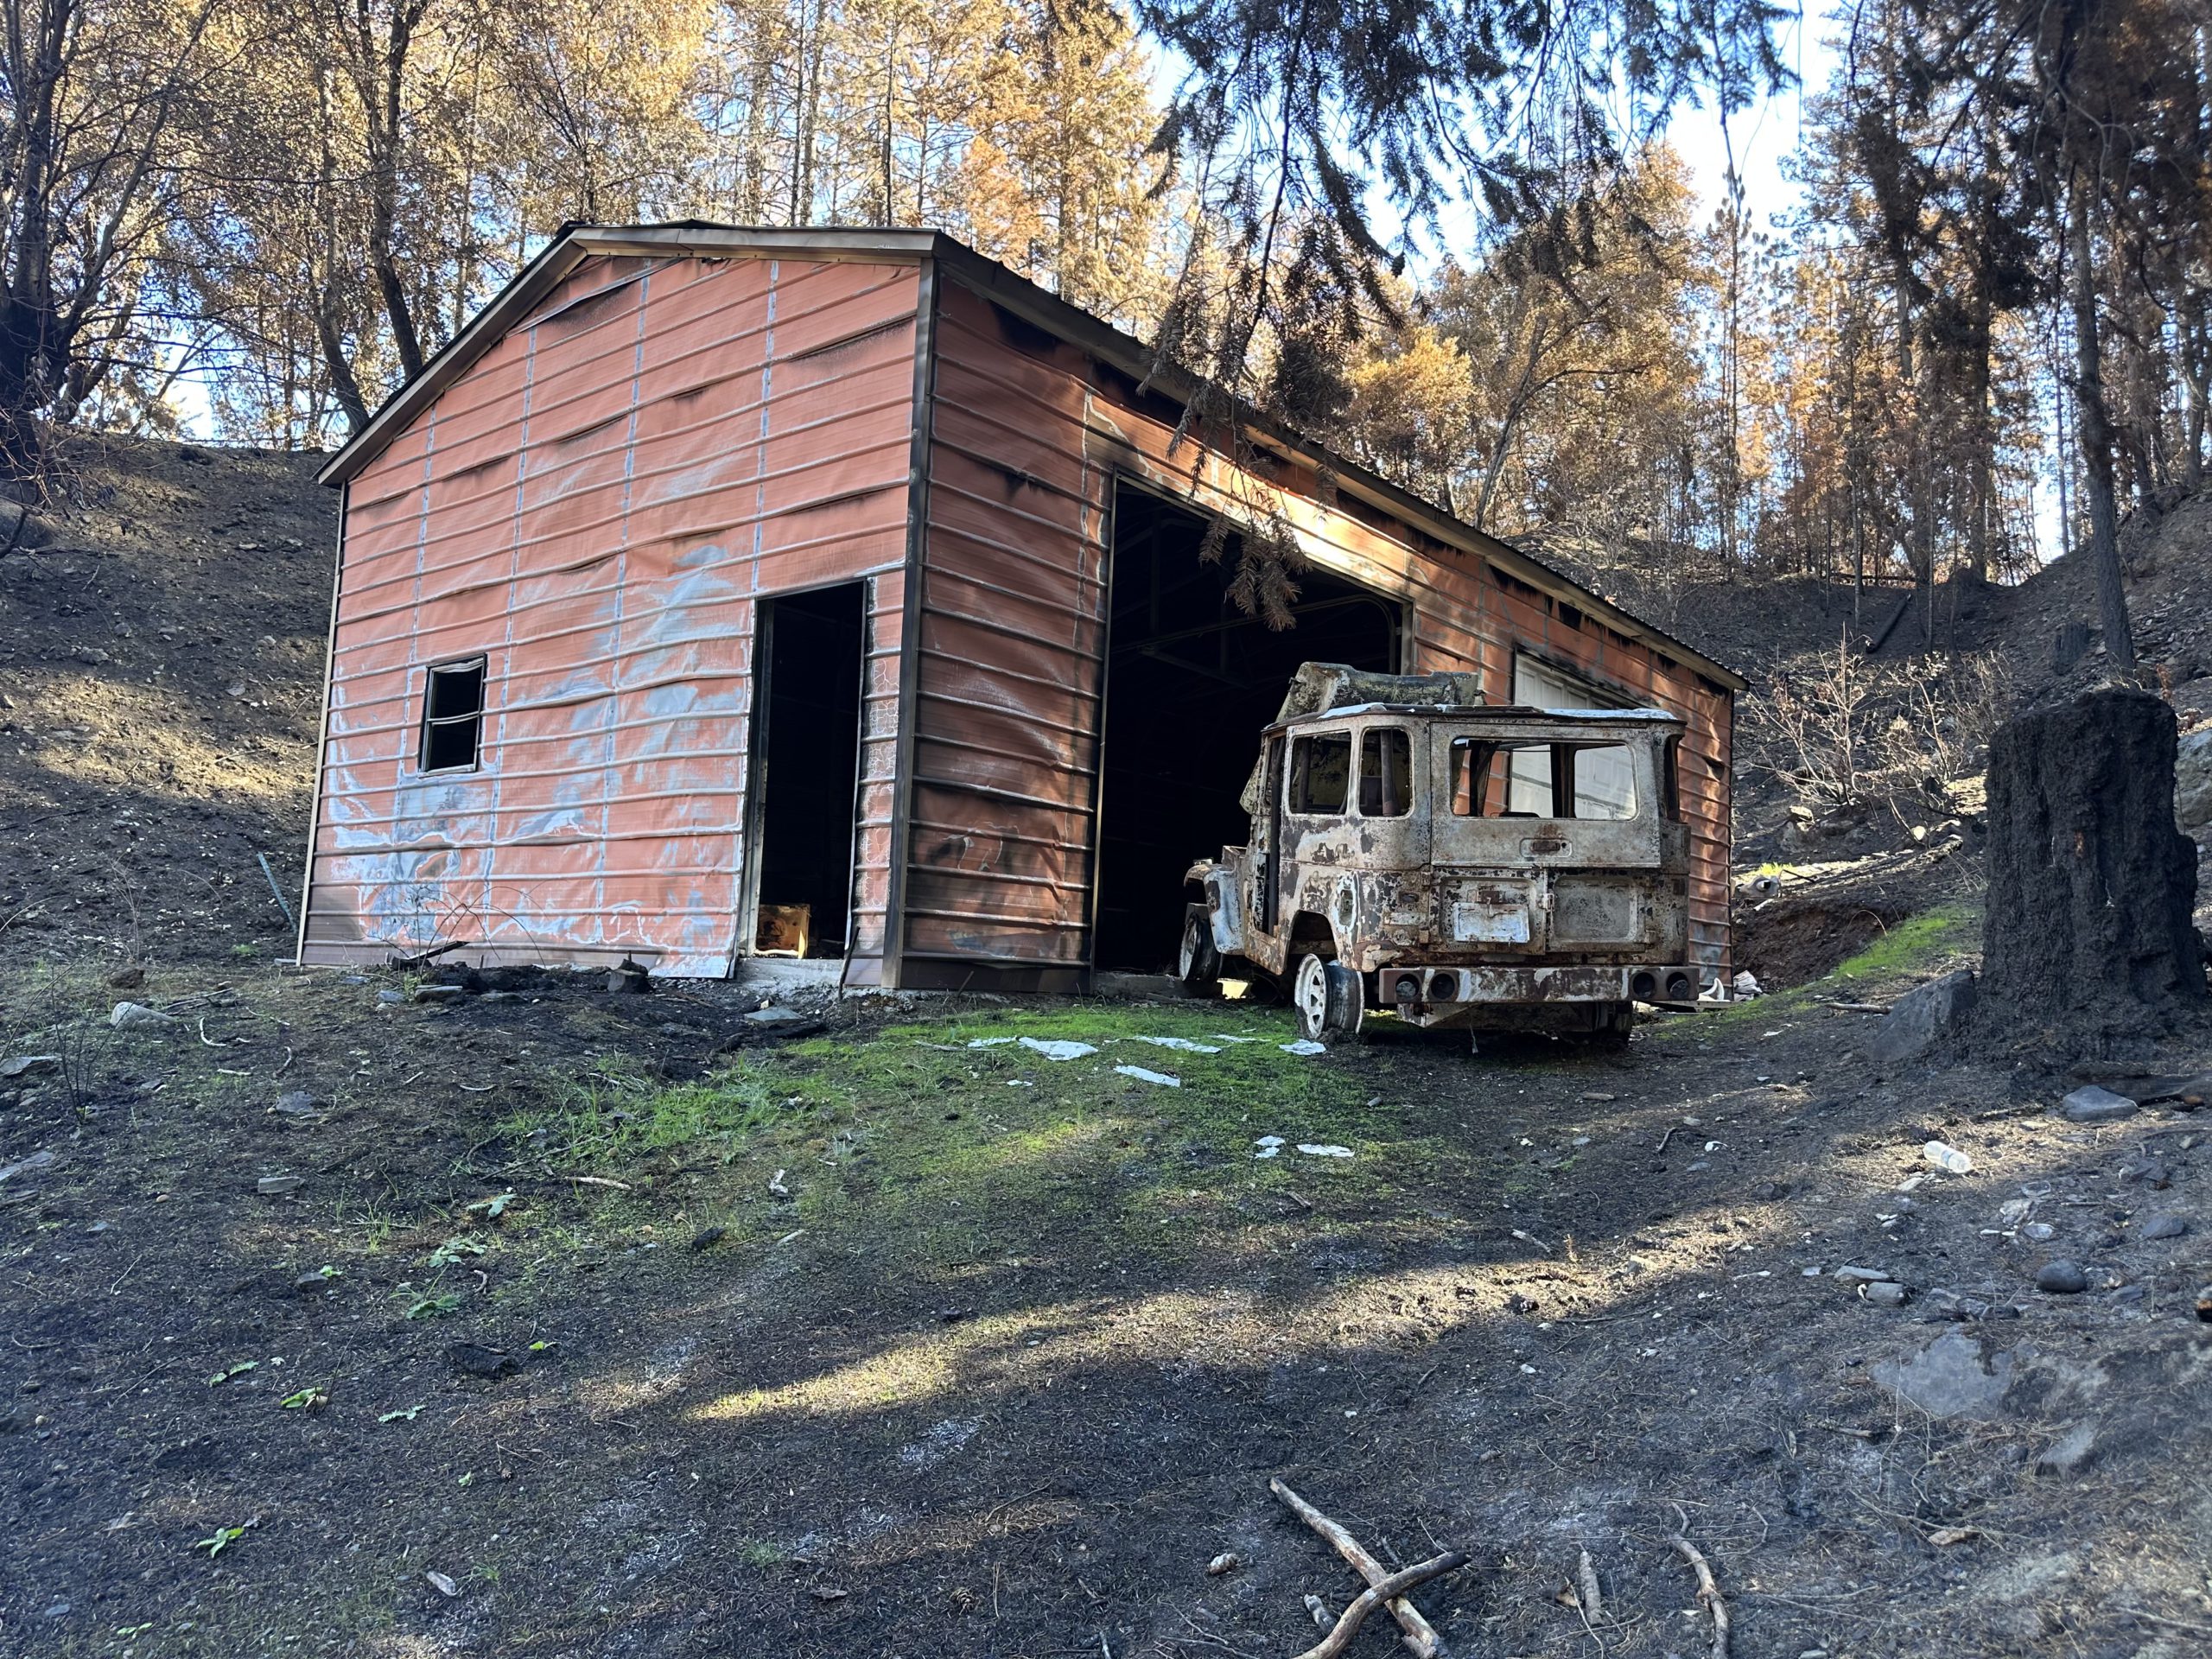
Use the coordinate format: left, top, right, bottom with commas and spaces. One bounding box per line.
1293, 951, 1363, 1043
1177, 903, 1221, 985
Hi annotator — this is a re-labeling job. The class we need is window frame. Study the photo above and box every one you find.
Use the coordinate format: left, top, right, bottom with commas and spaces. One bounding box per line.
1286, 729, 1353, 817
416, 654, 490, 775
1448, 734, 1643, 822
1356, 723, 1414, 818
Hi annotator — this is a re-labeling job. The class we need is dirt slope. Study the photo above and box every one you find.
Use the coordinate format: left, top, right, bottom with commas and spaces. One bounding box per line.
3, 940, 2210, 1659
0, 439, 336, 968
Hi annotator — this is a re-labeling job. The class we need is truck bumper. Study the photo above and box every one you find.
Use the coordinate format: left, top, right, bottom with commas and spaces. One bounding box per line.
1371, 963, 1699, 1027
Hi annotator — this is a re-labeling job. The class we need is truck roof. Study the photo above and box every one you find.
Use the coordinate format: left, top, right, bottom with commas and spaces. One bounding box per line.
1268, 702, 1686, 735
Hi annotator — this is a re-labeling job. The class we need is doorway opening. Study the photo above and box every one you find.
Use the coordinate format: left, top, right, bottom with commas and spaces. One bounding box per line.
749, 581, 865, 958
1093, 486, 1402, 972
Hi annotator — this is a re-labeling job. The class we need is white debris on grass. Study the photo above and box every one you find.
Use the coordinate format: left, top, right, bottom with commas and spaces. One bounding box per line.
1280, 1039, 1327, 1056
1129, 1035, 1223, 1054
966, 1037, 1017, 1048
1017, 1037, 1097, 1061
1254, 1136, 1286, 1160
1296, 1144, 1354, 1159
1113, 1065, 1181, 1087
1006, 1079, 1033, 1089
1211, 1034, 1261, 1043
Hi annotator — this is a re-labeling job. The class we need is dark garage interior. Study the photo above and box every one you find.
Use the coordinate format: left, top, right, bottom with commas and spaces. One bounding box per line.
1093, 486, 1402, 971
751, 581, 865, 957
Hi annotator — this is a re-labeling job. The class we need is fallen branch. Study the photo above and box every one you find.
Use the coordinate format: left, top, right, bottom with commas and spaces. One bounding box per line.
1574, 1548, 1603, 1622
710, 1018, 828, 1056
1667, 1526, 1730, 1659
566, 1174, 632, 1192
1819, 1000, 1890, 1014
1289, 1554, 1467, 1659
390, 940, 467, 970
1269, 1479, 1443, 1657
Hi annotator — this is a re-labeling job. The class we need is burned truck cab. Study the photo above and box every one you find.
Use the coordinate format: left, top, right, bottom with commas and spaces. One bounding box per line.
1179, 667, 1700, 1046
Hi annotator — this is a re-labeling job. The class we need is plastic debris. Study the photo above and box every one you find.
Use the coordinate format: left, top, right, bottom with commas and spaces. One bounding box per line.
1113, 1065, 1180, 1087
1280, 1039, 1327, 1056
1017, 1037, 1097, 1061
1129, 1035, 1223, 1053
1254, 1135, 1285, 1160
966, 1037, 1017, 1048
1296, 1143, 1354, 1159
1922, 1141, 1974, 1175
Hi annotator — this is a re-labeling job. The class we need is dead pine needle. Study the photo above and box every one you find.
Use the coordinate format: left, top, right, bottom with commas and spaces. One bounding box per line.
1666, 1521, 1730, 1659
1288, 1553, 1467, 1659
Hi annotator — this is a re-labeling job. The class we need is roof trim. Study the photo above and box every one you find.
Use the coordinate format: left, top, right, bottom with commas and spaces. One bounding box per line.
317, 222, 1747, 692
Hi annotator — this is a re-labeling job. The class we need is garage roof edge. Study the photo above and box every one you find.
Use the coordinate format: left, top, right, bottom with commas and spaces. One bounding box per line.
317, 222, 1747, 694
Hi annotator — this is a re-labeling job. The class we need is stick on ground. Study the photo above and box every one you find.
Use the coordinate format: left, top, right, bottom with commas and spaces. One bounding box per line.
1288, 1554, 1467, 1659
1269, 1479, 1444, 1657
1575, 1548, 1603, 1622
1667, 1529, 1730, 1659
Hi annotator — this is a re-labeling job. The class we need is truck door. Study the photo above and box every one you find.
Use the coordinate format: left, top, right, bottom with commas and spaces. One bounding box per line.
1255, 734, 1285, 935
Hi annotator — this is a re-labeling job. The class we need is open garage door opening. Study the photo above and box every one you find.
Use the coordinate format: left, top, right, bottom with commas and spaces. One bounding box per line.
1093, 486, 1402, 973
748, 582, 866, 959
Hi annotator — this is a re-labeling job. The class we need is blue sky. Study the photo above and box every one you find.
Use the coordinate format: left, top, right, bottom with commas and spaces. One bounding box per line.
1663, 3, 1838, 232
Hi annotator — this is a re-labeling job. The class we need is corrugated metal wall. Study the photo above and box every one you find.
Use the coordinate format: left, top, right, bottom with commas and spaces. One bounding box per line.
906, 277, 1733, 981
302, 254, 919, 977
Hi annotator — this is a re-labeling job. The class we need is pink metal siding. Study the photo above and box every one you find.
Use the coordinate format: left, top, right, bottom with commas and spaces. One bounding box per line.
302, 254, 919, 976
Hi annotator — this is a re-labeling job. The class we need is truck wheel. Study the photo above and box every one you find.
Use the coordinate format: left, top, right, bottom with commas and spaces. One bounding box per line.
1176, 903, 1221, 985
1292, 952, 1363, 1043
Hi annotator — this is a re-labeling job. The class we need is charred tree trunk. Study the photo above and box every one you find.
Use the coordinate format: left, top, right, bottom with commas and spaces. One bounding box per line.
2067, 183, 2136, 669
1980, 689, 2207, 1052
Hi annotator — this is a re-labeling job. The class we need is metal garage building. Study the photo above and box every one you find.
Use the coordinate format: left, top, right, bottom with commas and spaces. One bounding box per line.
299, 224, 1745, 988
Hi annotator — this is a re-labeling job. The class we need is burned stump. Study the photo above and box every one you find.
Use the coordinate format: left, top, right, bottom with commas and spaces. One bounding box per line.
1980, 688, 2206, 1049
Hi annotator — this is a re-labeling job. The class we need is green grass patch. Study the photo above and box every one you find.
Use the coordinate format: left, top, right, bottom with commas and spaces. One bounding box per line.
496, 997, 1478, 1287
1826, 901, 1979, 983
1694, 899, 1981, 1032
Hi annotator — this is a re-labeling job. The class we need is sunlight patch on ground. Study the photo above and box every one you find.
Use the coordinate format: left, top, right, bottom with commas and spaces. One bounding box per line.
684, 1192, 1815, 1427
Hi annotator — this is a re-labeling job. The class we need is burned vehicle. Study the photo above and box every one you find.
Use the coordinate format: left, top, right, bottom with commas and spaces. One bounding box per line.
1179, 665, 1701, 1045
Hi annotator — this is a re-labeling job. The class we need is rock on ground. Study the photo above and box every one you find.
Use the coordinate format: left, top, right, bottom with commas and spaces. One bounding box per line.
1868, 969, 1977, 1067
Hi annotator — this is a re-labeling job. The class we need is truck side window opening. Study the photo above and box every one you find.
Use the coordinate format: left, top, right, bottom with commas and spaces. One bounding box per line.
1449, 737, 1638, 820
419, 657, 487, 772
1358, 728, 1411, 817
1288, 733, 1351, 814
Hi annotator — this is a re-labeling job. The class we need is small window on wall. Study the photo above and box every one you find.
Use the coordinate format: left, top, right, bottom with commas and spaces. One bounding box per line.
419, 657, 487, 772
1358, 728, 1412, 817
1287, 732, 1351, 814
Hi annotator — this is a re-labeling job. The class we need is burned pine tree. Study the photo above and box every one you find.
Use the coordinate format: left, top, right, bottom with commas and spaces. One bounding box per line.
1980, 688, 2207, 1049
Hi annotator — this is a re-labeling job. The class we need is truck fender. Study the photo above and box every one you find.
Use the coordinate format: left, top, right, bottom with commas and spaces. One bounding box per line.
1185, 861, 1245, 957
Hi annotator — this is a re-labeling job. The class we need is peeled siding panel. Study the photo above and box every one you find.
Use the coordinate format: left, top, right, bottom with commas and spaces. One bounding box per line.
907, 276, 1734, 977
303, 254, 918, 975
